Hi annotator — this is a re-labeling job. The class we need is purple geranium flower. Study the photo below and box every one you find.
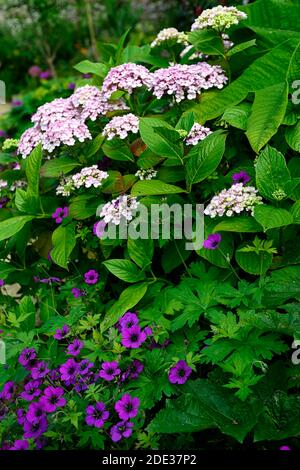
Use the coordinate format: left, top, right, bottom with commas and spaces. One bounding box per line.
0, 381, 15, 400
168, 360, 192, 385
39, 387, 66, 412
67, 339, 84, 357
85, 402, 109, 428
110, 420, 134, 442
31, 361, 50, 380
121, 325, 147, 349
18, 348, 37, 368
20, 380, 41, 401
115, 394, 140, 421
71, 287, 86, 298
84, 269, 99, 285
26, 402, 46, 424
16, 409, 26, 425
54, 324, 70, 340
35, 437, 47, 450
78, 359, 94, 376
82, 73, 92, 79
119, 312, 139, 330
129, 359, 144, 379
10, 439, 29, 451
68, 82, 76, 90
93, 220, 106, 238
232, 170, 251, 185
98, 361, 121, 381
59, 358, 78, 382
279, 445, 291, 451
0, 279, 5, 287
23, 417, 48, 439
40, 70, 52, 80
51, 207, 69, 224
203, 233, 221, 250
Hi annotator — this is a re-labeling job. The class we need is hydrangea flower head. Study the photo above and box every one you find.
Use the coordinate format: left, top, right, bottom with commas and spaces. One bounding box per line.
100, 195, 140, 226
102, 114, 139, 140
135, 168, 157, 180
151, 28, 188, 48
204, 183, 263, 217
185, 123, 212, 145
191, 6, 247, 31
232, 170, 251, 185
101, 63, 152, 99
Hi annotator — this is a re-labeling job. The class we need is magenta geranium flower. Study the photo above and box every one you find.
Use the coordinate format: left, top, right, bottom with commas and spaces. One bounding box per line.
0, 381, 15, 400
18, 348, 37, 368
232, 170, 250, 185
78, 359, 94, 376
59, 358, 78, 382
39, 387, 66, 412
53, 324, 70, 340
26, 402, 46, 424
110, 420, 134, 442
203, 233, 221, 250
31, 361, 50, 380
121, 325, 147, 349
119, 312, 139, 330
20, 380, 41, 401
85, 402, 109, 428
71, 287, 86, 298
84, 269, 99, 284
168, 360, 192, 385
67, 339, 84, 356
93, 220, 106, 238
51, 207, 69, 224
23, 417, 48, 439
0, 279, 4, 287
115, 394, 140, 421
10, 439, 29, 451
98, 361, 121, 381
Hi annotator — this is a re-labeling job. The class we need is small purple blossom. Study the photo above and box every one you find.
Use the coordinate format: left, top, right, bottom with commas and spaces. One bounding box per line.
144, 326, 153, 337
20, 380, 41, 401
40, 70, 52, 80
0, 381, 15, 400
84, 269, 99, 285
68, 82, 76, 90
99, 361, 121, 381
78, 359, 94, 376
232, 171, 251, 185
85, 402, 109, 428
19, 348, 37, 368
59, 358, 78, 382
110, 420, 134, 442
279, 445, 291, 451
39, 387, 66, 412
168, 360, 192, 385
16, 408, 26, 425
0, 279, 5, 287
128, 359, 144, 379
203, 233, 222, 250
121, 325, 147, 349
51, 207, 69, 224
23, 417, 48, 439
93, 220, 106, 238
28, 65, 41, 77
53, 324, 70, 340
71, 287, 86, 298
115, 394, 140, 421
67, 339, 84, 357
119, 312, 139, 330
31, 361, 50, 380
26, 402, 46, 424
10, 440, 29, 451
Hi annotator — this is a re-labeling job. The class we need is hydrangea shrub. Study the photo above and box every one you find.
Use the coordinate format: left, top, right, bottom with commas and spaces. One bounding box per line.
1, 0, 300, 450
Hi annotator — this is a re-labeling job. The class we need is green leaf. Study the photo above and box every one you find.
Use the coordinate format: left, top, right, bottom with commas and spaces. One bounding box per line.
131, 180, 185, 196
101, 282, 149, 332
290, 200, 300, 223
41, 157, 81, 178
246, 82, 288, 153
235, 245, 273, 275
188, 30, 225, 56
19, 296, 36, 331
285, 120, 300, 151
255, 146, 291, 201
254, 205, 293, 231
221, 103, 251, 130
84, 134, 105, 158
69, 195, 99, 220
51, 223, 76, 269
127, 238, 154, 269
102, 140, 134, 162
213, 217, 262, 233
148, 379, 257, 443
15, 189, 33, 214
0, 261, 16, 279
185, 131, 227, 189
0, 216, 35, 242
139, 118, 183, 162
25, 144, 42, 199
103, 259, 145, 283
73, 60, 108, 77
227, 39, 256, 57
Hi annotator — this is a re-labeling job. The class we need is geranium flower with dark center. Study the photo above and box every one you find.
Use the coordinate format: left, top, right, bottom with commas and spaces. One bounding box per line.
121, 325, 147, 349
119, 312, 139, 330
203, 233, 222, 250
99, 361, 121, 381
10, 440, 29, 451
78, 359, 94, 376
67, 339, 84, 357
84, 269, 99, 285
115, 394, 140, 421
0, 381, 15, 400
85, 402, 109, 428
59, 359, 78, 382
20, 380, 41, 401
168, 360, 192, 385
23, 417, 48, 439
40, 387, 66, 413
53, 324, 70, 341
232, 170, 250, 185
18, 348, 37, 368
31, 361, 50, 380
110, 420, 134, 442
26, 402, 46, 424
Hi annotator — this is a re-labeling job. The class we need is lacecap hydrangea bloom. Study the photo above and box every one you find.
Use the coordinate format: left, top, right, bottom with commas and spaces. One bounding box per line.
204, 183, 263, 218
150, 63, 227, 102
191, 5, 247, 32
56, 165, 109, 196
100, 195, 140, 226
151, 28, 188, 48
102, 114, 139, 140
185, 123, 212, 145
101, 63, 152, 99
135, 168, 157, 180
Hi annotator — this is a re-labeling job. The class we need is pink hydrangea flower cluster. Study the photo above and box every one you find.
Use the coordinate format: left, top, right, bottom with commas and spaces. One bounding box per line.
204, 183, 263, 218
100, 195, 140, 225
151, 28, 188, 48
185, 123, 212, 145
17, 86, 127, 158
150, 63, 227, 102
56, 165, 109, 196
102, 114, 139, 140
101, 63, 153, 99
191, 5, 247, 32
